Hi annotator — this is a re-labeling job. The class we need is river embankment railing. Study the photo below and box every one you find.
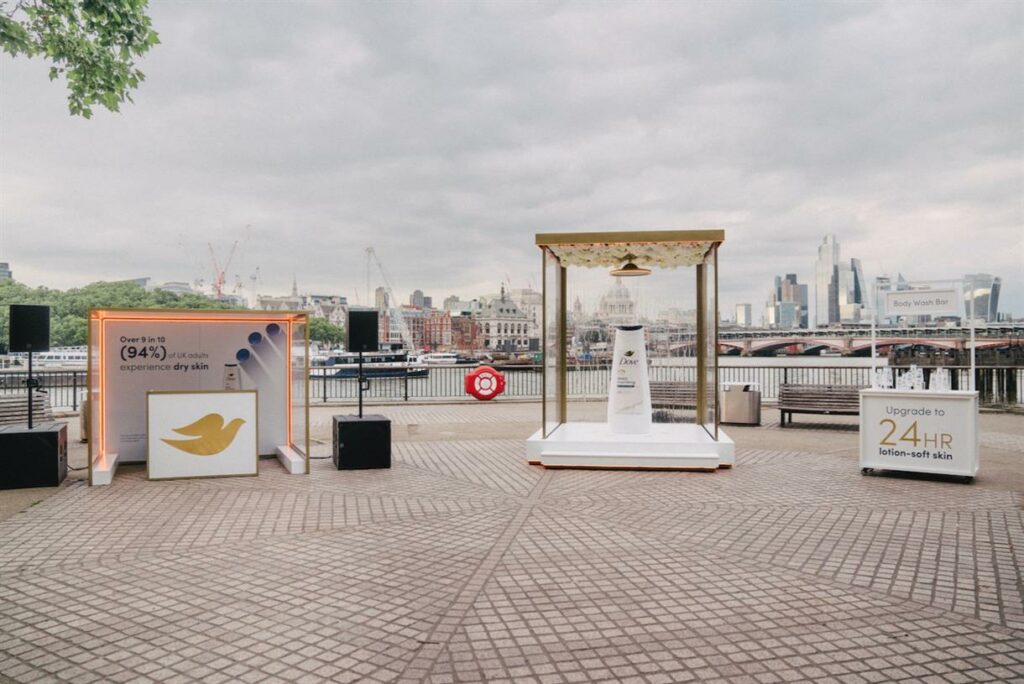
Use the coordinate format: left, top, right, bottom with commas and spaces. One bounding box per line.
3, 364, 1019, 410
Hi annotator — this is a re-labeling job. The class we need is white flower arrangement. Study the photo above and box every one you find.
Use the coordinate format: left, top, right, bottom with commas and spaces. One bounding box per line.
548, 241, 713, 269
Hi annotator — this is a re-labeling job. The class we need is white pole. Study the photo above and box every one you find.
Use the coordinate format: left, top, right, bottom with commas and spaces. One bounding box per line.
870, 280, 877, 383
968, 276, 976, 392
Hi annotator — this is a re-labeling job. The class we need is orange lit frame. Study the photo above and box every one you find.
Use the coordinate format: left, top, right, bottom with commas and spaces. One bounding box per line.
87, 308, 310, 485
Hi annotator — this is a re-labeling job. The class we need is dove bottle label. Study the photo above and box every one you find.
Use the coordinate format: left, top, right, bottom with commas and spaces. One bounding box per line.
223, 364, 241, 391
607, 325, 652, 434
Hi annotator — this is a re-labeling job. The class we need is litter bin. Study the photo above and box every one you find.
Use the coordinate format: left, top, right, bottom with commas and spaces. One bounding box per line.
721, 382, 761, 425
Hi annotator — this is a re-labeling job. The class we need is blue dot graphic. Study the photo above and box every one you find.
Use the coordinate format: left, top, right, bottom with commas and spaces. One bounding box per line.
235, 349, 251, 362
266, 323, 280, 336
248, 332, 263, 345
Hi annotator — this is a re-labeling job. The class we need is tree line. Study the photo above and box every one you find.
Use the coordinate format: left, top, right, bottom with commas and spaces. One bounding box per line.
0, 280, 346, 352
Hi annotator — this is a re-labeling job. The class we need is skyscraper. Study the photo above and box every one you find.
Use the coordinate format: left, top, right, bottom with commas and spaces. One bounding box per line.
0, 262, 11, 282
815, 235, 866, 326
735, 303, 752, 327
874, 275, 892, 325
964, 274, 1001, 322
814, 235, 839, 327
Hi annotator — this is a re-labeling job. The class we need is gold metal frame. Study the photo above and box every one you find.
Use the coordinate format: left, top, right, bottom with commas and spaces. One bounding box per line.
145, 389, 260, 481
536, 230, 724, 441
87, 308, 311, 485
536, 229, 725, 246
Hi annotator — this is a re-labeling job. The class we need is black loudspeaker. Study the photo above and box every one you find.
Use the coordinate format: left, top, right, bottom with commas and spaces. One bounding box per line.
333, 414, 391, 469
0, 423, 67, 489
347, 310, 379, 353
9, 304, 50, 353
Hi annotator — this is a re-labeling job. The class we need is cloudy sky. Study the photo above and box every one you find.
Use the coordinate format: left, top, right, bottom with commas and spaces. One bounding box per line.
2, 1, 1021, 321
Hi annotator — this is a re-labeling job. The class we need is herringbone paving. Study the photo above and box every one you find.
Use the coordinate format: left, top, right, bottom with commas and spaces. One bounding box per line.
0, 404, 1021, 683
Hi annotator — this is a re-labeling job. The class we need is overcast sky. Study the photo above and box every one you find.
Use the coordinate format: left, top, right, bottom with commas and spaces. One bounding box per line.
2, 1, 1021, 321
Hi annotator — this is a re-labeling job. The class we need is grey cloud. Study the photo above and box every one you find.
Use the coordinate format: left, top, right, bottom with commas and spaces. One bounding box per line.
1, 1, 1020, 317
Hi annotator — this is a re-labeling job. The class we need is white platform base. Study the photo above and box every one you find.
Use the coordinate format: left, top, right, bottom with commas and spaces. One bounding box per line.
276, 445, 306, 474
527, 423, 735, 470
91, 451, 120, 486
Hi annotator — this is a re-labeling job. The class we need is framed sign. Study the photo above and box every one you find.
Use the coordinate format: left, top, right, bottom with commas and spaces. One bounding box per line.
147, 390, 258, 480
859, 389, 978, 479
884, 288, 962, 317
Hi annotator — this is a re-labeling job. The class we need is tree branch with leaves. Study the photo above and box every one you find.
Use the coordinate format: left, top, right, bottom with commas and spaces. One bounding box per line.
1, 0, 159, 118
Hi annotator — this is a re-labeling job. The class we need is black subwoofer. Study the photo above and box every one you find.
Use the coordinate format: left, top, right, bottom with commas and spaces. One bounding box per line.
332, 414, 391, 469
0, 422, 67, 489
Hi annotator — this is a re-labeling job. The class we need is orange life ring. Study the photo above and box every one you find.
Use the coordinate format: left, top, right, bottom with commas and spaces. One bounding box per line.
465, 365, 505, 401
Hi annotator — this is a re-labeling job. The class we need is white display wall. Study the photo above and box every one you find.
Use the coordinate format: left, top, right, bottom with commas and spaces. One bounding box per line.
102, 318, 289, 461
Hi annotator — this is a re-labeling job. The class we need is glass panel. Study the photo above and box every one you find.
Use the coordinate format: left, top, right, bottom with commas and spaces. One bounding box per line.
701, 246, 719, 438
290, 317, 309, 461
543, 249, 562, 437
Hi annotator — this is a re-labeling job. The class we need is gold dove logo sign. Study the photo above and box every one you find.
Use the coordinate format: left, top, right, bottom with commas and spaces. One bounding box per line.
162, 413, 246, 456
147, 390, 258, 481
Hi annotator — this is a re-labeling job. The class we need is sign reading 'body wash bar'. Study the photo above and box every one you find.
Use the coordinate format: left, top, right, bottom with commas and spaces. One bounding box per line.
884, 289, 961, 317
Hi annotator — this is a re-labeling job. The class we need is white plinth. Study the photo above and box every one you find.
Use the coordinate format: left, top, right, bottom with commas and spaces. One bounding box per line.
859, 389, 978, 479
91, 451, 120, 486
276, 445, 306, 474
527, 422, 734, 470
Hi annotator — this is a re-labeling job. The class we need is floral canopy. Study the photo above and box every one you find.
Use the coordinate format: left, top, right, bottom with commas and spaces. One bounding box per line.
535, 230, 724, 269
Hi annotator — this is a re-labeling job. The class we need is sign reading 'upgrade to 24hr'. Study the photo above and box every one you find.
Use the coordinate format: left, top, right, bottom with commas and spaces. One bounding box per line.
859, 390, 978, 477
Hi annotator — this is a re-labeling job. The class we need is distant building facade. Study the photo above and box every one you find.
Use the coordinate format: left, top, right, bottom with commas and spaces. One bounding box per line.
765, 274, 808, 329
510, 288, 542, 346
596, 278, 636, 326
478, 287, 531, 352
0, 262, 11, 281
451, 313, 482, 350
964, 274, 1001, 323
735, 303, 752, 328
423, 310, 452, 349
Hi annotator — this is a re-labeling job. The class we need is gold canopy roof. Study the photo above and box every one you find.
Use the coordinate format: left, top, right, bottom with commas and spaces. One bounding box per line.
536, 230, 723, 268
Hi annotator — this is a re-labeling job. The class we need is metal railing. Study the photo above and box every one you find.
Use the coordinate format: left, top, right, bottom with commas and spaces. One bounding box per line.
308, 364, 1021, 406
2, 364, 1020, 410
0, 370, 85, 411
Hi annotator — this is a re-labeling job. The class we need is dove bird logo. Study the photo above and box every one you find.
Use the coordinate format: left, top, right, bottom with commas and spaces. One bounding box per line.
162, 413, 246, 456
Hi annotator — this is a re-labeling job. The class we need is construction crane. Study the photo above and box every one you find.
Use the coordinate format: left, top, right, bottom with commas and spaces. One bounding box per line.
365, 247, 415, 351
208, 240, 239, 299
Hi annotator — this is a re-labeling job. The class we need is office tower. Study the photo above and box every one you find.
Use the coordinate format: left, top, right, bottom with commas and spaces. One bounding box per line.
735, 304, 752, 328
874, 275, 892, 325
0, 262, 12, 282
815, 235, 839, 327
964, 274, 1001, 322
375, 287, 389, 311
815, 235, 867, 326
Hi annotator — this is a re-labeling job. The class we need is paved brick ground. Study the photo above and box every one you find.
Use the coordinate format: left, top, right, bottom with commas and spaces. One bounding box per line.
0, 404, 1021, 683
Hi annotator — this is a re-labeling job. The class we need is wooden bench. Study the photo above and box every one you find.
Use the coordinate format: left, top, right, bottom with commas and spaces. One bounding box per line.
0, 391, 54, 427
778, 383, 862, 427
649, 381, 699, 410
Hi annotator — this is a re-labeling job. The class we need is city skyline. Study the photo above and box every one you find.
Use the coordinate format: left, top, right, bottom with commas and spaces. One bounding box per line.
2, 3, 1021, 316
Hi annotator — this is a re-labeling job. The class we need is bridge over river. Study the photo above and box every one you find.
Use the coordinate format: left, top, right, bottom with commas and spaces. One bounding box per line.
661, 325, 1023, 357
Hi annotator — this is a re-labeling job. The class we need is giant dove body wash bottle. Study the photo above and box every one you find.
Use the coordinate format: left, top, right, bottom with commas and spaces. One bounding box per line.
607, 325, 652, 434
